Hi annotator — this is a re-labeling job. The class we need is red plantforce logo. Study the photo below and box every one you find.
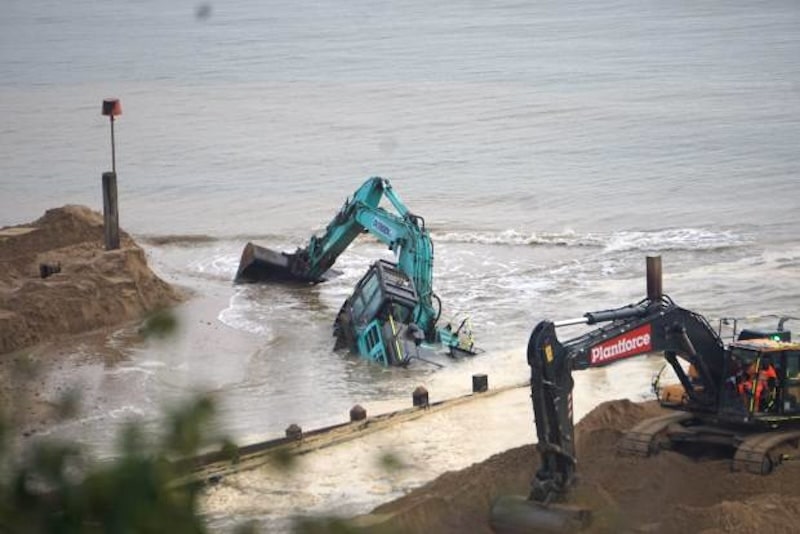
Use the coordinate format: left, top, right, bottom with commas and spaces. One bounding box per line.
590, 324, 652, 365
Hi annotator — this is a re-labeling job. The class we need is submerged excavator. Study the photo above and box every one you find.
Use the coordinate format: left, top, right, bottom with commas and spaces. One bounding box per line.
491, 256, 800, 532
235, 176, 477, 367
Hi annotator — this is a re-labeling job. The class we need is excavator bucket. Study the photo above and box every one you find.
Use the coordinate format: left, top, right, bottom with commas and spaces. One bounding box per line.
490, 495, 591, 534
235, 242, 340, 284
234, 242, 304, 283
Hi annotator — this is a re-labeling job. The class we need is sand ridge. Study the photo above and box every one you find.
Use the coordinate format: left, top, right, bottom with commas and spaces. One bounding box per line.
0, 205, 184, 355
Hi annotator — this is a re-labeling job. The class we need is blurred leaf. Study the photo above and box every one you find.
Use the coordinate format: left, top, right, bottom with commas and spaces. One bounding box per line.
55, 387, 81, 420
116, 420, 148, 458
11, 354, 40, 381
0, 415, 7, 456
220, 438, 240, 464
29, 441, 83, 485
271, 447, 298, 472
376, 451, 406, 473
0, 393, 237, 532
139, 309, 179, 340
163, 394, 216, 457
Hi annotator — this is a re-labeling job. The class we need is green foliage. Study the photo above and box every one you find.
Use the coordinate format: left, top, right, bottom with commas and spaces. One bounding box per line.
0, 394, 232, 533
270, 446, 299, 473
139, 309, 179, 340
375, 451, 406, 474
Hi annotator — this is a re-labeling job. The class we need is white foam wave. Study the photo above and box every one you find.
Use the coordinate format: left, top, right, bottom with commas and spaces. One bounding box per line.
105, 366, 156, 377
603, 228, 748, 253
431, 229, 604, 247
189, 253, 241, 279
431, 227, 748, 252
217, 290, 275, 338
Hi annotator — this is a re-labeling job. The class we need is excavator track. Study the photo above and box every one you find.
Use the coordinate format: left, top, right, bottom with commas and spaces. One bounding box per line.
617, 412, 695, 457
731, 430, 800, 475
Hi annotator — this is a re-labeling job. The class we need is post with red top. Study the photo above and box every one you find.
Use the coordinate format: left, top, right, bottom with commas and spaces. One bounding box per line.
101, 98, 122, 250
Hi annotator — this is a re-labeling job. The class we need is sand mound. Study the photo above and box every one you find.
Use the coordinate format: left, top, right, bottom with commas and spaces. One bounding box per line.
355, 399, 800, 533
0, 205, 184, 354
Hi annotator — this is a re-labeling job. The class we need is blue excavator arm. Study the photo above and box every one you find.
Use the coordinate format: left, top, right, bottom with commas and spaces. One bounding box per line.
296, 179, 431, 287
284, 177, 436, 335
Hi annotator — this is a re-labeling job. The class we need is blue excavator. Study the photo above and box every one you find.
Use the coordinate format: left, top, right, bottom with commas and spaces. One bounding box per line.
235, 176, 478, 366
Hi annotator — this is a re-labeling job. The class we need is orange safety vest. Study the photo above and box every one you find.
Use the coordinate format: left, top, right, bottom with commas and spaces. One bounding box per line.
740, 364, 778, 411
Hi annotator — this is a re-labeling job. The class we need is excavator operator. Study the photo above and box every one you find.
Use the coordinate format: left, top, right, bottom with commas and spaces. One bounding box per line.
738, 357, 779, 412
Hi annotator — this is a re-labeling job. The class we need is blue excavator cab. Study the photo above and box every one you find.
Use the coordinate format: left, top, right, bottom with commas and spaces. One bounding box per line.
333, 260, 421, 366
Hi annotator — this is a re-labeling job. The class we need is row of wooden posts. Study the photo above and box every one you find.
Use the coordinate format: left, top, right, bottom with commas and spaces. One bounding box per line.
284, 373, 490, 440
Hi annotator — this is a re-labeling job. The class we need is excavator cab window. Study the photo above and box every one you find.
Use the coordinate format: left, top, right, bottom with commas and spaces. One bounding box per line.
350, 271, 382, 326
348, 261, 419, 329
720, 348, 753, 415
387, 301, 413, 324
726, 349, 786, 415
781, 350, 800, 414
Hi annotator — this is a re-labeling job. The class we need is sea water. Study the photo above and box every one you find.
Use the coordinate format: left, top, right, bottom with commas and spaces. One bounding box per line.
1, 0, 799, 528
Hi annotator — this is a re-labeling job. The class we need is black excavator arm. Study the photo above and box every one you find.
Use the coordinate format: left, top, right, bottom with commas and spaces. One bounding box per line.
526, 295, 726, 503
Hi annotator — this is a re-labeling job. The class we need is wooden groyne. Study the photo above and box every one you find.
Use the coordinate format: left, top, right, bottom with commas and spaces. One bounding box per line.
176, 378, 529, 486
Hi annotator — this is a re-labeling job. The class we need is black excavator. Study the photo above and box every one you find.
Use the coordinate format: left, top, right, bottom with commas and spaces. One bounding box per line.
491, 256, 800, 532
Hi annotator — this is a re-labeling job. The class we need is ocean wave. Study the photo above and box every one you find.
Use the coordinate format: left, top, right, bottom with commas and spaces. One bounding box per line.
603, 228, 749, 253
430, 227, 749, 252
218, 290, 276, 337
137, 234, 219, 246
431, 229, 605, 247
188, 254, 241, 279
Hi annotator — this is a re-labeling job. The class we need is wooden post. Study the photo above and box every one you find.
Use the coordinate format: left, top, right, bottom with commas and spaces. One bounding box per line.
646, 255, 662, 300
412, 386, 429, 407
350, 404, 367, 422
110, 116, 117, 174
102, 171, 120, 250
472, 373, 488, 393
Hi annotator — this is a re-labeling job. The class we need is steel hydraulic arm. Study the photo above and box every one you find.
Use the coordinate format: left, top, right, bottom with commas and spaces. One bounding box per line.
527, 294, 726, 502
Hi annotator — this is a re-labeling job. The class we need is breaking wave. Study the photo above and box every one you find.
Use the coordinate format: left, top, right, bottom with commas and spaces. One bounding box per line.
602, 228, 750, 252
431, 227, 749, 252
431, 229, 603, 247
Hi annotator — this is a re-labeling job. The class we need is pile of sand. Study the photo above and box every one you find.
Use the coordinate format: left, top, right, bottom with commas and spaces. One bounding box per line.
0, 205, 184, 355
356, 399, 800, 533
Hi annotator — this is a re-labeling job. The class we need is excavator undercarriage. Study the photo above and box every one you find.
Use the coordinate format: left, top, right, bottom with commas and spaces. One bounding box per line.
617, 413, 800, 475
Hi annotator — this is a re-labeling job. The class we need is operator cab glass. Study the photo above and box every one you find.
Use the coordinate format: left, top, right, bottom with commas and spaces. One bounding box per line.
722, 345, 800, 418
350, 260, 419, 329
782, 350, 800, 415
